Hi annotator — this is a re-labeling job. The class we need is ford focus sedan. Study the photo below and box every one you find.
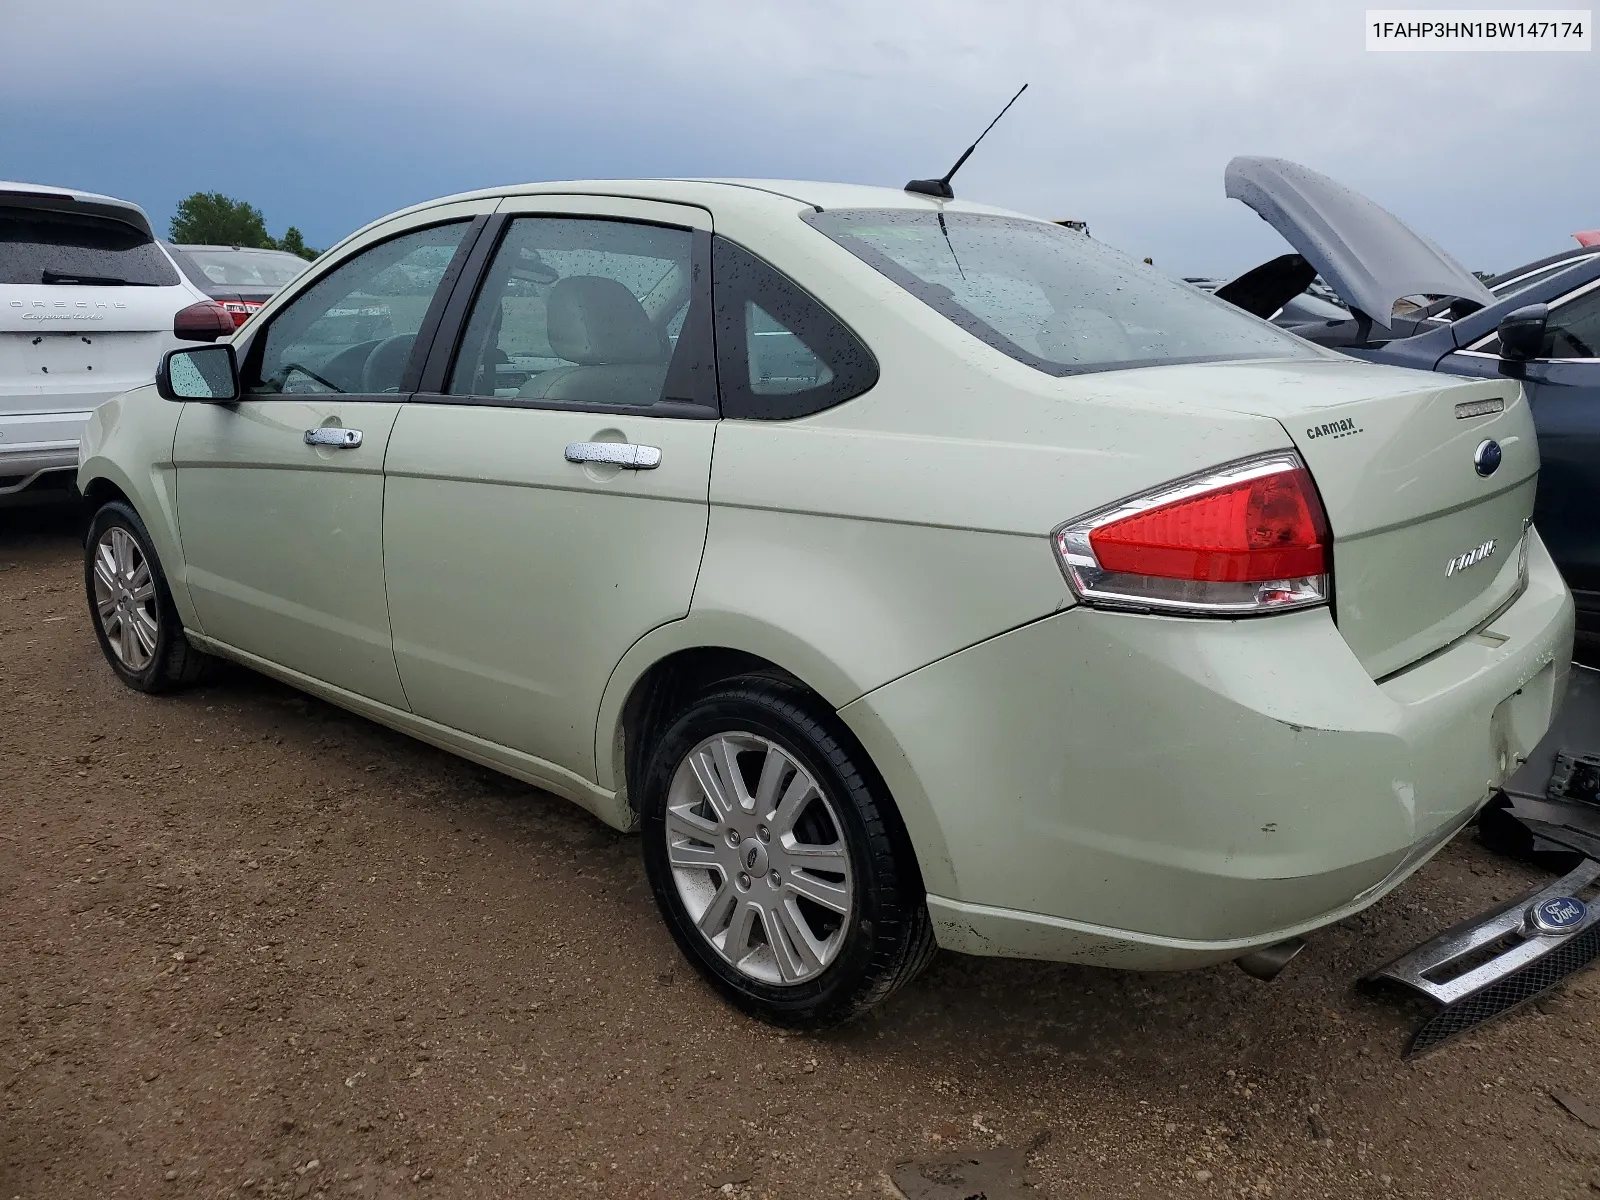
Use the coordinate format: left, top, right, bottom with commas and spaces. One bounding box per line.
77, 179, 1574, 1027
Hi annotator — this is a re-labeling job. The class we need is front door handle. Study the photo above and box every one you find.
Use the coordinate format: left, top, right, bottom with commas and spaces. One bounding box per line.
564, 441, 661, 469
304, 427, 363, 449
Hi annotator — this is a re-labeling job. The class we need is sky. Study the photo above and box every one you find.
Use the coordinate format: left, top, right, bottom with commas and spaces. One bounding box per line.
1, 0, 1593, 278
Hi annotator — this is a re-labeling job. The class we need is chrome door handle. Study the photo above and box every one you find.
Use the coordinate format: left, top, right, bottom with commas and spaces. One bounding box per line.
564, 441, 661, 469
304, 427, 363, 448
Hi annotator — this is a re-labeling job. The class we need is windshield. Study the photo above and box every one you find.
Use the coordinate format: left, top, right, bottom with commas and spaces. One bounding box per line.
0, 207, 179, 287
804, 210, 1316, 376
177, 247, 309, 289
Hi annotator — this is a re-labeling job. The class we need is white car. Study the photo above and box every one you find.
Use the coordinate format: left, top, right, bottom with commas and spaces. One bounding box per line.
1, 182, 222, 501
78, 179, 1573, 1028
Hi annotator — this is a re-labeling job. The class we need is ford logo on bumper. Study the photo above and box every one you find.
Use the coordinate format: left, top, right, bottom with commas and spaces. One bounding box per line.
1474, 439, 1503, 477
1528, 895, 1589, 935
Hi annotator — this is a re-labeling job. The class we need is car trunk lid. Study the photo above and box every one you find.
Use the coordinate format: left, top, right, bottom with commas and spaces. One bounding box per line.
0, 283, 187, 416
1183, 358, 1537, 678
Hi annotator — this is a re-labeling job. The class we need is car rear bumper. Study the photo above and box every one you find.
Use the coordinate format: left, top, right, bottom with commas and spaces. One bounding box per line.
0, 411, 86, 493
839, 529, 1575, 969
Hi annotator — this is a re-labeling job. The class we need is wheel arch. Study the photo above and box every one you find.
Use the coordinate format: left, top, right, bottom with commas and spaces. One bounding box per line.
596, 615, 955, 895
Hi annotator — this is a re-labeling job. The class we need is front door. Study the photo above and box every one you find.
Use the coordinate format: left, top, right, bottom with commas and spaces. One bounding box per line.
382, 199, 719, 780
173, 214, 485, 706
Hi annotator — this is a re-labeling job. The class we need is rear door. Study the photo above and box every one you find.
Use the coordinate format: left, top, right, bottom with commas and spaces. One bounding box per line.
172, 207, 490, 705
382, 196, 718, 781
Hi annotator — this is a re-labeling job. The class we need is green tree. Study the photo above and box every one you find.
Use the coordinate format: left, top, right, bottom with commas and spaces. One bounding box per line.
169, 192, 274, 247
168, 192, 321, 258
275, 226, 321, 261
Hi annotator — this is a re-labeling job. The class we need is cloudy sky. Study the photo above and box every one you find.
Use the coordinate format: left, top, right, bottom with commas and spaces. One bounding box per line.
2, 0, 1593, 277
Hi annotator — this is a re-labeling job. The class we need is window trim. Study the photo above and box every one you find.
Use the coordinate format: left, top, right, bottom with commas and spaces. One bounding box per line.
416, 214, 719, 419
1464, 274, 1600, 364
711, 234, 879, 421
235, 215, 485, 400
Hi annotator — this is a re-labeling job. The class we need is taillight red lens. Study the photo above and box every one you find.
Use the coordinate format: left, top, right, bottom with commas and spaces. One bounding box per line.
172, 301, 234, 342
1088, 466, 1330, 581
1052, 453, 1333, 616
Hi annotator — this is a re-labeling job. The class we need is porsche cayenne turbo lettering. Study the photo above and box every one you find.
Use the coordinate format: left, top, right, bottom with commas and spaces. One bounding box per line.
78, 179, 1574, 1027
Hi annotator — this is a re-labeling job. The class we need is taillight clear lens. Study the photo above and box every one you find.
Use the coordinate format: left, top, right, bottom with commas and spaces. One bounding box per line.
1053, 452, 1332, 616
220, 300, 263, 328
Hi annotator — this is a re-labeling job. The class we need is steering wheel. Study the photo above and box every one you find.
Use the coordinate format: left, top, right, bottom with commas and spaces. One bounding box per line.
361, 334, 416, 393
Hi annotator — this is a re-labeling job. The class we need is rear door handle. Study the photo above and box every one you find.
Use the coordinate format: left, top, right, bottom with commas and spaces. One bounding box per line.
304, 427, 363, 449
564, 441, 661, 469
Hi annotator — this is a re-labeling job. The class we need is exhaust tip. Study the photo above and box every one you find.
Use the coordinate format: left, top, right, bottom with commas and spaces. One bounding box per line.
1235, 937, 1306, 982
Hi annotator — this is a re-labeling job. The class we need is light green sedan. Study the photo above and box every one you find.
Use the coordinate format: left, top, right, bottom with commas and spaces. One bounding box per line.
78, 180, 1574, 1028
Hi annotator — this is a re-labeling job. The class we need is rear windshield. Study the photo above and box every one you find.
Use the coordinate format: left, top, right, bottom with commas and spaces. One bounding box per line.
0, 207, 178, 287
176, 247, 308, 289
804, 210, 1316, 376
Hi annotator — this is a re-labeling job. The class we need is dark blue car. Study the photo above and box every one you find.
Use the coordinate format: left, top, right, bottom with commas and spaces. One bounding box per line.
1220, 157, 1600, 646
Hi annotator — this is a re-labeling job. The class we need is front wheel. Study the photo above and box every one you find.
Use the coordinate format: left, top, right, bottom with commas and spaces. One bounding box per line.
640, 675, 934, 1028
84, 500, 214, 693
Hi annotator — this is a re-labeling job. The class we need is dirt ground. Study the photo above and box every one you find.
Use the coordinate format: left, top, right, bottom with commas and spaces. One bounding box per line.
3, 501, 1599, 1200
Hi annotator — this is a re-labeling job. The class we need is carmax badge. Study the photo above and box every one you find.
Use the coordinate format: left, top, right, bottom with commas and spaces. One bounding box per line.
1446, 539, 1496, 577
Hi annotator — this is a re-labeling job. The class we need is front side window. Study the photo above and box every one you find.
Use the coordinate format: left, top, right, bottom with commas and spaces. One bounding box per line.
0, 207, 179, 287
448, 217, 704, 409
1475, 286, 1600, 359
805, 209, 1318, 377
1542, 288, 1600, 359
246, 221, 469, 396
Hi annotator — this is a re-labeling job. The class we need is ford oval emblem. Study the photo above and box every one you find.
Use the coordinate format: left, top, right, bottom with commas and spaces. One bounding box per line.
1474, 439, 1503, 477
1528, 895, 1588, 935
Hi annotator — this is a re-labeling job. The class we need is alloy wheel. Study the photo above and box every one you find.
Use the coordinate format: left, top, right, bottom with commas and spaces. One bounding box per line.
92, 526, 159, 672
664, 731, 855, 986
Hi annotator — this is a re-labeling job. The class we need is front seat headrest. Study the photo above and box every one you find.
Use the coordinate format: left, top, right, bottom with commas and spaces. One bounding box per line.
546, 276, 663, 365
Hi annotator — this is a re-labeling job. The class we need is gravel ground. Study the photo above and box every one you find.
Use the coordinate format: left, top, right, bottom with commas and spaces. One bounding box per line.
3, 501, 1599, 1200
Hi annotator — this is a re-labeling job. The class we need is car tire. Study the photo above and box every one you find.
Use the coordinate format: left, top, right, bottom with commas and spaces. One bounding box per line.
640, 674, 935, 1028
84, 500, 214, 693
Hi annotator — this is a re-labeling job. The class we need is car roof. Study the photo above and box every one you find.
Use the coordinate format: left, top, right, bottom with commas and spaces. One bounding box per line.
0, 179, 154, 239
367, 178, 1038, 233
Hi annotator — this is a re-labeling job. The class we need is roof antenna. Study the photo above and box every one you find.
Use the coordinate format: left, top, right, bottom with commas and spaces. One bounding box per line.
905, 83, 1029, 200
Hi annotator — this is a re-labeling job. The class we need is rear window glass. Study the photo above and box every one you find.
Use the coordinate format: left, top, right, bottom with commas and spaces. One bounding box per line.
0, 207, 178, 287
804, 210, 1316, 376
176, 247, 307, 289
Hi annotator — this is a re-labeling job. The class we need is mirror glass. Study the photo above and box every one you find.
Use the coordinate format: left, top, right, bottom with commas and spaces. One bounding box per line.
166, 346, 238, 400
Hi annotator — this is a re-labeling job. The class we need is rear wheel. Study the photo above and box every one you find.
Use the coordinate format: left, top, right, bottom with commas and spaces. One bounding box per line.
84, 500, 214, 693
640, 675, 934, 1028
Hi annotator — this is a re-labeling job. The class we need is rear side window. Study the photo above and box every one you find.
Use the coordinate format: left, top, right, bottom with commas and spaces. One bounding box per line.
805, 209, 1314, 377
0, 206, 179, 287
711, 236, 877, 419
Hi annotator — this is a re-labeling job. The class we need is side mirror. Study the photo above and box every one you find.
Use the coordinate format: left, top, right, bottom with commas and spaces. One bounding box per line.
1497, 303, 1549, 362
173, 301, 234, 342
156, 344, 240, 403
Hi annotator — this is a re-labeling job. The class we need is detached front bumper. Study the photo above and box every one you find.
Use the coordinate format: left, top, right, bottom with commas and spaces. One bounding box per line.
839, 531, 1575, 969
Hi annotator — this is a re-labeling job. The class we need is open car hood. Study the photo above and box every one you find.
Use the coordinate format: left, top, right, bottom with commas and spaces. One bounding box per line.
1225, 156, 1493, 328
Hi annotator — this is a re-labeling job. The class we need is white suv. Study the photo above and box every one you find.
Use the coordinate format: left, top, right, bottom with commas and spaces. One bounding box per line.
1, 182, 213, 500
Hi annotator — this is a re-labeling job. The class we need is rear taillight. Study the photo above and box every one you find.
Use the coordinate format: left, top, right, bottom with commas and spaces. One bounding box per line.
219, 300, 263, 328
1053, 452, 1332, 615
172, 301, 235, 342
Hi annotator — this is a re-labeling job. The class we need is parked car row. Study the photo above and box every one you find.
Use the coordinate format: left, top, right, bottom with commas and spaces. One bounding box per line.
76, 176, 1572, 1026
1, 182, 306, 500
